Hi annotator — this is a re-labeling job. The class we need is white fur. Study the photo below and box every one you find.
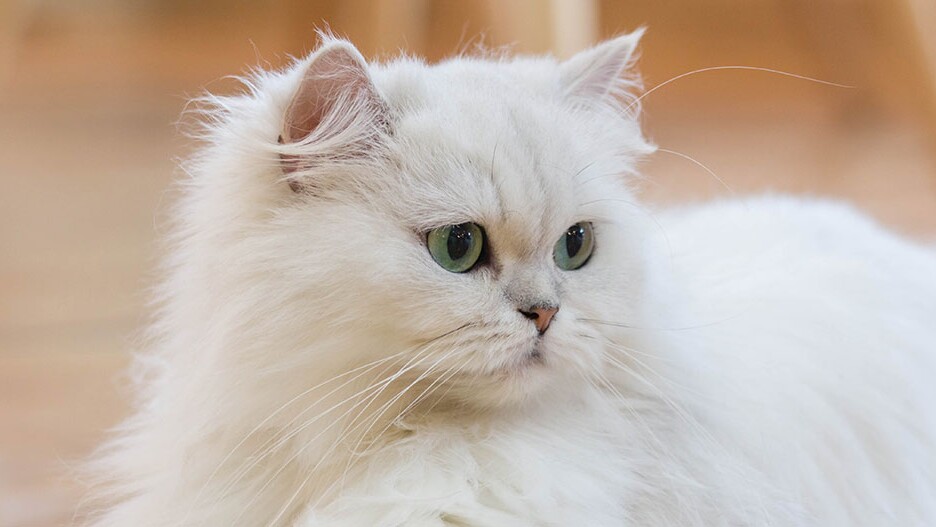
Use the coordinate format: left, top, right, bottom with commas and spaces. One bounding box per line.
83, 34, 936, 526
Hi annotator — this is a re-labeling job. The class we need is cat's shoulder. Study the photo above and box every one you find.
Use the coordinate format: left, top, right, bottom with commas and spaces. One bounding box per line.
653, 194, 936, 316
660, 195, 876, 245
658, 194, 933, 264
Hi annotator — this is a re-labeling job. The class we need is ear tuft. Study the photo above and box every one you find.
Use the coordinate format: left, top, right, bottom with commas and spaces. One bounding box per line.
560, 29, 645, 103
282, 41, 377, 144
279, 40, 387, 184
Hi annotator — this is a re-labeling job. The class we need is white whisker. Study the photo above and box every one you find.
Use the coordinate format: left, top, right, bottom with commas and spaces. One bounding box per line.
265, 345, 464, 524
185, 348, 411, 523
231, 335, 465, 525
206, 351, 411, 513
656, 147, 735, 197
624, 65, 853, 114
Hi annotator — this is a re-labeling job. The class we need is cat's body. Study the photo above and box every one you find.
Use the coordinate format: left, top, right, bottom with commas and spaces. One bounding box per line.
84, 33, 936, 526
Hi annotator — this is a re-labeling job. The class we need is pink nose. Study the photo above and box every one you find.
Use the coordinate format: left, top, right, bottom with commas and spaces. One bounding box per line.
520, 306, 559, 334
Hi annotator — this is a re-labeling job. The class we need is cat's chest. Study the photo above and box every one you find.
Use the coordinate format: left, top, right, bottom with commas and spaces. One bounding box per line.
299, 405, 641, 526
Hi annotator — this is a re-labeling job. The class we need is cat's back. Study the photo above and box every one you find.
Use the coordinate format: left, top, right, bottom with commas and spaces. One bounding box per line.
659, 195, 936, 329
657, 195, 936, 525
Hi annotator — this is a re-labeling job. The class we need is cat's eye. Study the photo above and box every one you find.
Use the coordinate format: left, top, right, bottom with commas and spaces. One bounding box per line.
554, 222, 595, 270
427, 222, 485, 273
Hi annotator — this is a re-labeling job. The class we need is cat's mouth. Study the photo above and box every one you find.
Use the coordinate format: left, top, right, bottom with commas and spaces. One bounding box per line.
502, 340, 548, 374
528, 339, 552, 364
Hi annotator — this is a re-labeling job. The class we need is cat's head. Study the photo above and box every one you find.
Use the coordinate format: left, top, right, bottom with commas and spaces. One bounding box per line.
184, 32, 660, 411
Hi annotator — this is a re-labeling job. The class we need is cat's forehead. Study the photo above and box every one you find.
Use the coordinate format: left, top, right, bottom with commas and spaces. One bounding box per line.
376, 59, 596, 249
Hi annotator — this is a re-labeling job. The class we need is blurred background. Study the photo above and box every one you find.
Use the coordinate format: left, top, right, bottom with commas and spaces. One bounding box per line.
1, 1, 934, 525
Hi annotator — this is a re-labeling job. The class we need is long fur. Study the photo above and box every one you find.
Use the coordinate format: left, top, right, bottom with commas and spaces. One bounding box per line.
81, 33, 936, 526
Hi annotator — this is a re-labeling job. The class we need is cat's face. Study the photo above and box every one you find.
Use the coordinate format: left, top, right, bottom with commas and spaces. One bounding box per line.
206, 35, 656, 409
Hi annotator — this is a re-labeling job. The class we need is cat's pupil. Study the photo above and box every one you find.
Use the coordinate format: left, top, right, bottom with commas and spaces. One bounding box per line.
448, 224, 474, 260
566, 224, 585, 257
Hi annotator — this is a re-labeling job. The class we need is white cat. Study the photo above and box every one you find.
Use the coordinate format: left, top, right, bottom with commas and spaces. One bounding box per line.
83, 31, 936, 526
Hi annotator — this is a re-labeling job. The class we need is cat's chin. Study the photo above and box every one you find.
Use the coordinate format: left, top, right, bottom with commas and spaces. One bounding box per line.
493, 339, 550, 375
459, 344, 562, 408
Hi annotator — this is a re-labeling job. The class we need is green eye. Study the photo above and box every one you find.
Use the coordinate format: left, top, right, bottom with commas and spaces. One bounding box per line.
554, 222, 595, 270
427, 222, 485, 273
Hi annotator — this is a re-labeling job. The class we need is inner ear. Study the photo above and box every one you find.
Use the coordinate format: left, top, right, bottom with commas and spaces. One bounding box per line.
283, 43, 371, 144
279, 40, 386, 183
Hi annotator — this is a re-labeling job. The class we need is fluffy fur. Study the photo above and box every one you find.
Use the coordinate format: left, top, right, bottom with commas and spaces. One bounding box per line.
83, 32, 936, 526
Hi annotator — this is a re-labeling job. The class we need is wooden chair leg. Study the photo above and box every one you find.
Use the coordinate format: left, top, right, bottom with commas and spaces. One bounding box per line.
903, 0, 936, 147
0, 0, 29, 96
550, 0, 599, 58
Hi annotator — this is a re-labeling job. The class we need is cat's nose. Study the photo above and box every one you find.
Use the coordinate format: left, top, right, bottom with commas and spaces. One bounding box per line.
519, 305, 559, 334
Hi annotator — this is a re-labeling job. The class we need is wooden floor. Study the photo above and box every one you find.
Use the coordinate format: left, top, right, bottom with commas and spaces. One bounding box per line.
2, 16, 936, 527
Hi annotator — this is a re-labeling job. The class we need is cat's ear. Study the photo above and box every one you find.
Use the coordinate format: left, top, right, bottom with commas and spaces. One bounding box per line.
279, 39, 387, 188
559, 29, 645, 102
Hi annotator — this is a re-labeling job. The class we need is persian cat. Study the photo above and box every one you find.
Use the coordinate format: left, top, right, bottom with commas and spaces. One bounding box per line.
84, 31, 936, 526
